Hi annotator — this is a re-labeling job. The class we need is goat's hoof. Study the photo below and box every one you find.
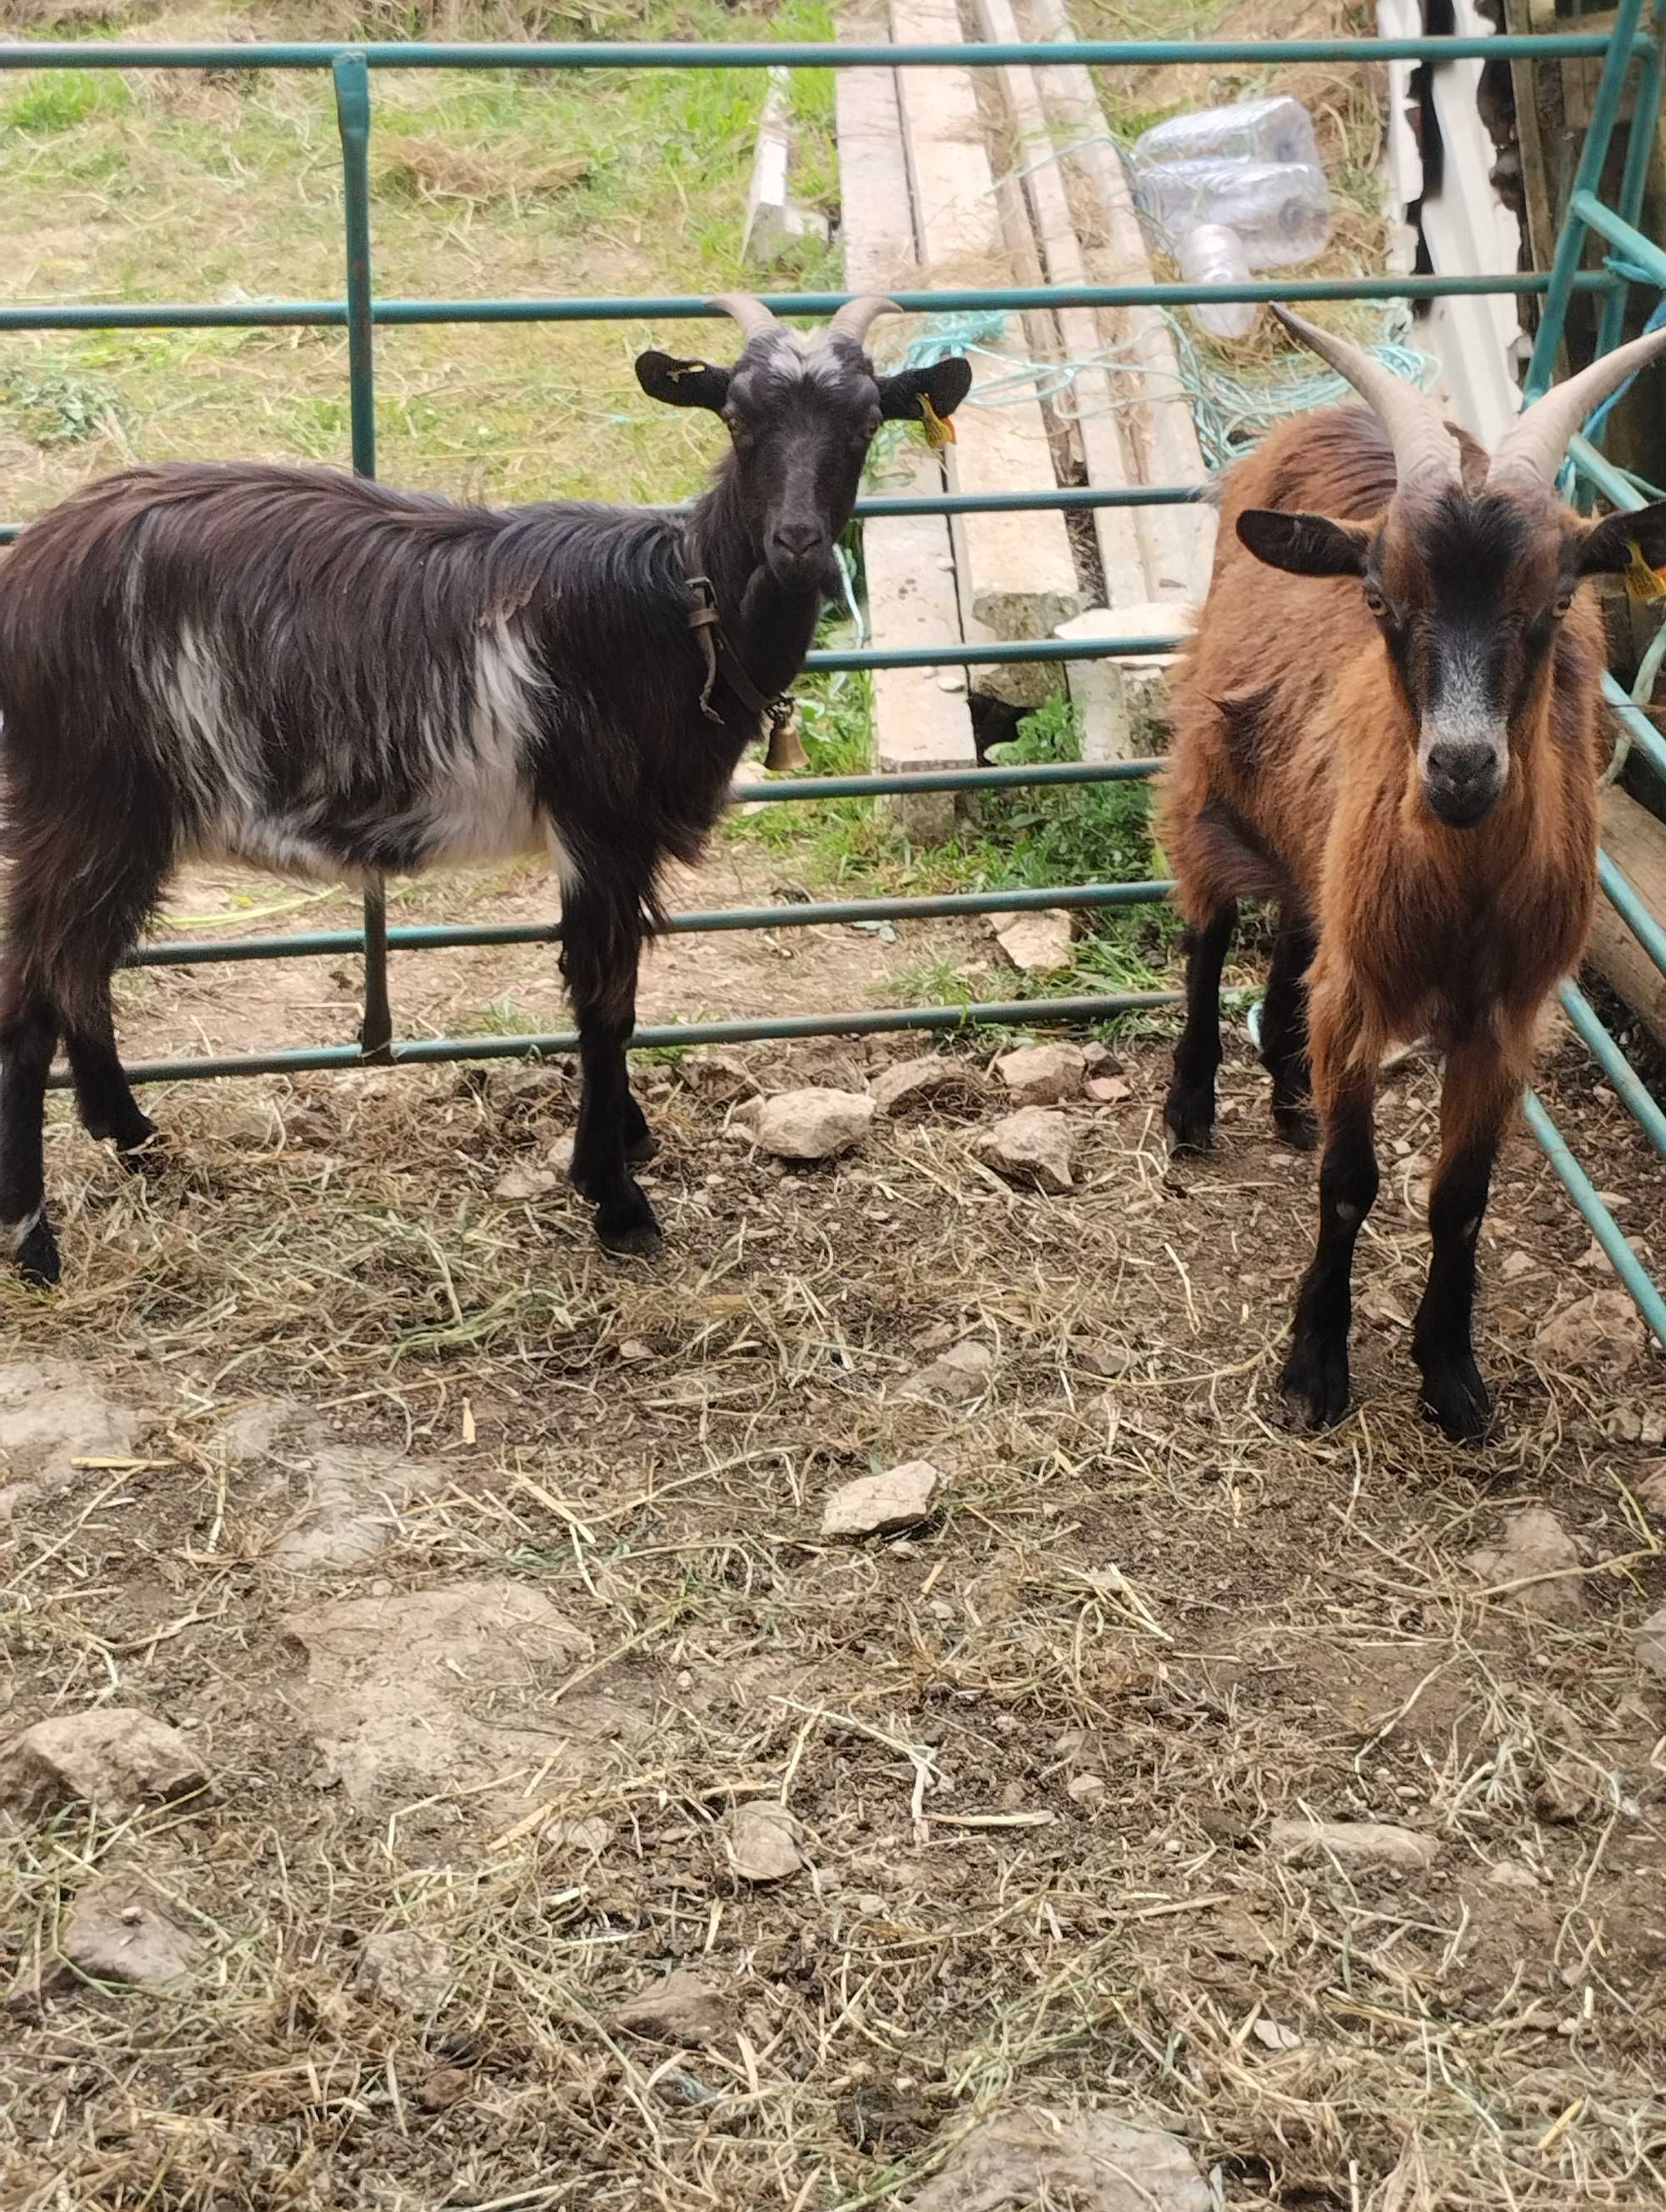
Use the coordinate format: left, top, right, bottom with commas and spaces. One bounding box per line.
623, 1127, 660, 1166
1419, 1357, 1491, 1445
11, 1213, 61, 1289
113, 1124, 168, 1178
1273, 1104, 1319, 1152
595, 1187, 662, 1256
597, 1215, 662, 1258
1164, 1085, 1215, 1153
1279, 1334, 1349, 1429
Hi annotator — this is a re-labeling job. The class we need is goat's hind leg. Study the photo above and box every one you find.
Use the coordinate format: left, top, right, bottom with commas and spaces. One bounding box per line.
1260, 909, 1317, 1149
1413, 1033, 1516, 1444
0, 974, 62, 1286
64, 989, 162, 1173
1165, 902, 1236, 1152
561, 884, 661, 1255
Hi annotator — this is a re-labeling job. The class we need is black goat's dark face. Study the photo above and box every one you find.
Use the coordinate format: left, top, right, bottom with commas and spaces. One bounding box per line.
1237, 481, 1666, 830
636, 331, 972, 593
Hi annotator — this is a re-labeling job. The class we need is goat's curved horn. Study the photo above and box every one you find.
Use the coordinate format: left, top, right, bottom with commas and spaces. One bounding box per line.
1488, 323, 1666, 490
708, 293, 781, 342
1271, 303, 1464, 491
826, 294, 901, 348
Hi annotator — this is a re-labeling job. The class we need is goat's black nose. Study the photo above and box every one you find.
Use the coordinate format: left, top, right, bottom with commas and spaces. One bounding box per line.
1425, 743, 1495, 790
772, 521, 826, 557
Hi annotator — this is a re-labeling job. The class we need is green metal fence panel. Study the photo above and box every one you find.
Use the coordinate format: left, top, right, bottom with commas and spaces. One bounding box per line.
2, 22, 1664, 1345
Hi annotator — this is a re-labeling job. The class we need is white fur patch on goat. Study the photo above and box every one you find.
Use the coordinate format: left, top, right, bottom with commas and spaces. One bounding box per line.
158, 624, 261, 830
2, 1207, 42, 1257
414, 618, 546, 866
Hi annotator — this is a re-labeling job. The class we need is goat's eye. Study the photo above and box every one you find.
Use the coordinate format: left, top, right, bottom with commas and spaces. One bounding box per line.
1553, 589, 1575, 619
863, 412, 881, 441
1362, 583, 1389, 617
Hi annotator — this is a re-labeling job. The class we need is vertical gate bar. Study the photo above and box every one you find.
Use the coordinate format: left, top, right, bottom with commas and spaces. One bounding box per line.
1591, 0, 1666, 384
333, 50, 393, 1064
1522, 0, 1649, 401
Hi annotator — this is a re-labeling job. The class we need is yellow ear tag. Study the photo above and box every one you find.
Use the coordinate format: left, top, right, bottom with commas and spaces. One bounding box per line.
918, 394, 955, 450
1624, 539, 1666, 602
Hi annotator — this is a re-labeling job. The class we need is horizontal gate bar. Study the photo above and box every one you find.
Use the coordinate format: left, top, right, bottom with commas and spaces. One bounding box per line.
1524, 1089, 1666, 1349
0, 491, 1205, 547
126, 878, 1175, 971
1558, 979, 1666, 1163
0, 34, 1644, 68
732, 758, 1159, 799
806, 635, 1180, 672
50, 991, 1180, 1090
0, 272, 1619, 336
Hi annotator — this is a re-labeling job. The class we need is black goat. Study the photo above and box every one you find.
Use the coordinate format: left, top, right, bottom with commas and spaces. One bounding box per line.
0, 293, 972, 1280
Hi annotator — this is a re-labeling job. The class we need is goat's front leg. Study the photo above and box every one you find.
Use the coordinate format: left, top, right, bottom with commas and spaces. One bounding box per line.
1413, 1034, 1518, 1444
1280, 979, 1378, 1428
560, 885, 660, 1255
1165, 901, 1236, 1151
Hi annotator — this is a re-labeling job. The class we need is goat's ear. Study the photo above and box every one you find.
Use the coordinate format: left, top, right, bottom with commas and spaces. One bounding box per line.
635, 351, 732, 413
876, 356, 974, 425
1236, 509, 1371, 578
1576, 500, 1666, 576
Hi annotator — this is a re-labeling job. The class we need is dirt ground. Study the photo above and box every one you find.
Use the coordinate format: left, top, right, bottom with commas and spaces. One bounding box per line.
3, 954, 1666, 2210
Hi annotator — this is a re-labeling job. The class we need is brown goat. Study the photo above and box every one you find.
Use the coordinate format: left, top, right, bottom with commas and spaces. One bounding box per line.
1159, 307, 1666, 1442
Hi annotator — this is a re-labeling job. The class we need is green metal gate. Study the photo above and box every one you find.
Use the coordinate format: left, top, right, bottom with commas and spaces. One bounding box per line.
2, 8, 1664, 1343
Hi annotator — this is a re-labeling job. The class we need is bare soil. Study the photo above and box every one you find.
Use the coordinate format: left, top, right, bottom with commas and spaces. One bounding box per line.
3, 1004, 1665, 2212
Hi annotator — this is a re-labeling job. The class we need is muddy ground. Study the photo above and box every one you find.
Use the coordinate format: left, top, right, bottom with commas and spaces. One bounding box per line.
3, 921, 1665, 2210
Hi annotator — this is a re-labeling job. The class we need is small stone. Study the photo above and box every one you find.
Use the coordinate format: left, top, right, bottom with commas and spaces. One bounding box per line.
976, 1108, 1073, 1193
617, 1339, 653, 1364
1269, 1816, 1439, 1871
1252, 2017, 1303, 2051
994, 1041, 1086, 1108
744, 1088, 875, 1161
1638, 1604, 1666, 1686
416, 2067, 472, 2113
1464, 1507, 1584, 1622
545, 1814, 611, 1856
994, 911, 1073, 975
1082, 1044, 1121, 1075
355, 1931, 453, 2014
725, 1800, 803, 1883
546, 1134, 576, 1175
1066, 1773, 1105, 1804
60, 1878, 204, 1990
870, 1056, 985, 1117
905, 2105, 1210, 2211
1637, 1464, 1666, 1514
0, 1709, 209, 1824
821, 1461, 942, 1539
681, 1049, 756, 1102
1074, 1343, 1139, 1378
493, 1163, 557, 1202
896, 1341, 994, 1407
1488, 1860, 1540, 1891
613, 1968, 730, 2045
1534, 1288, 1644, 1372
1500, 1249, 1536, 1282
1085, 1075, 1132, 1104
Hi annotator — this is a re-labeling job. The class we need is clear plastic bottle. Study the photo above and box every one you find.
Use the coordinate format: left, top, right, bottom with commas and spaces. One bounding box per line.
1175, 225, 1257, 340
1131, 159, 1333, 269
1132, 96, 1321, 175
